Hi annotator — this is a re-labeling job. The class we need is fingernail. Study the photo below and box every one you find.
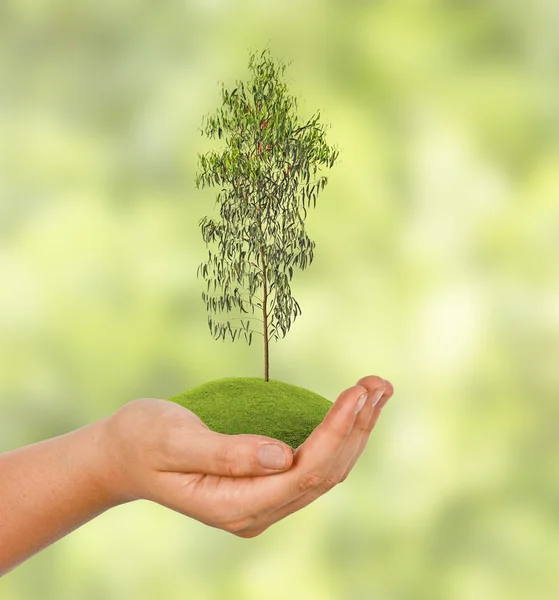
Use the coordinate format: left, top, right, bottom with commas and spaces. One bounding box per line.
258, 443, 287, 469
371, 386, 386, 407
354, 393, 368, 414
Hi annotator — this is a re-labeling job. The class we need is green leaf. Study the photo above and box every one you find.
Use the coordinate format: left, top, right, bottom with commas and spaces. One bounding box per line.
196, 48, 337, 355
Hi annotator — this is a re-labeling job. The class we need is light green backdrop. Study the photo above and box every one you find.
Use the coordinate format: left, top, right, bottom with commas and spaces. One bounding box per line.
1, 1, 558, 598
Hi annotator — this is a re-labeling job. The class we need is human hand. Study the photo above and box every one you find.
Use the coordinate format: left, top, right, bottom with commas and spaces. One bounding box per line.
99, 375, 394, 537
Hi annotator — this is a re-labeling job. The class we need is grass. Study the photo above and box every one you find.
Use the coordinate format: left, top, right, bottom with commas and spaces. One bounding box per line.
168, 377, 333, 449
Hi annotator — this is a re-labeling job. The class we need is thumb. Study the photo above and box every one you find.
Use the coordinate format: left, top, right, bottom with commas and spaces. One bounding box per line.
177, 431, 294, 477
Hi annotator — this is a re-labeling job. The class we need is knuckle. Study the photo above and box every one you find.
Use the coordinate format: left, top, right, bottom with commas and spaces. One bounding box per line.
224, 516, 254, 535
320, 475, 338, 492
297, 472, 324, 494
219, 444, 242, 478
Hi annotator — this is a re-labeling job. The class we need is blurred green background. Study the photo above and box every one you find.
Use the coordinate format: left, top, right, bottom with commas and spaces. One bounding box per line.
1, 0, 558, 598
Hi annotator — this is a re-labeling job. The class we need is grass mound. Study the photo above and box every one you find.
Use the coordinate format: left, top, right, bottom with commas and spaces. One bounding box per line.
168, 377, 333, 449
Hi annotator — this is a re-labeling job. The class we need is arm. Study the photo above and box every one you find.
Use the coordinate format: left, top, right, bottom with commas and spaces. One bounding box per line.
0, 375, 393, 575
0, 419, 118, 576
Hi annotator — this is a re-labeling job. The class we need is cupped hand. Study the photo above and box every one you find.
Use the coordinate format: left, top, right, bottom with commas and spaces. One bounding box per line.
99, 376, 394, 537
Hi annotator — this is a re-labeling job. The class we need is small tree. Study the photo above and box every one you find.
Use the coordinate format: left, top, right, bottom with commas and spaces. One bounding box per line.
195, 48, 339, 382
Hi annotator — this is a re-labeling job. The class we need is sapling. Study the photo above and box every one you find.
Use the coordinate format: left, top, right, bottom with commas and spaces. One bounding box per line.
169, 49, 338, 447
195, 48, 339, 382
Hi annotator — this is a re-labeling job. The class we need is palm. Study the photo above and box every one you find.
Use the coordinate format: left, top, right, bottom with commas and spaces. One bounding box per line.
144, 375, 393, 537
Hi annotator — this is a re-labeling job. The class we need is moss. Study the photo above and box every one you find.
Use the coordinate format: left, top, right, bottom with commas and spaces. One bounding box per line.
168, 377, 333, 449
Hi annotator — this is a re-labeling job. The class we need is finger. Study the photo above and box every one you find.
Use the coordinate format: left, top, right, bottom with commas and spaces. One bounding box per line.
162, 429, 294, 478
339, 378, 394, 481
226, 382, 370, 530
234, 379, 389, 537
329, 378, 390, 483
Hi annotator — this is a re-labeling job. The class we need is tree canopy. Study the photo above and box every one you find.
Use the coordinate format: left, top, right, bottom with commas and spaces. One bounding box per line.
195, 48, 339, 380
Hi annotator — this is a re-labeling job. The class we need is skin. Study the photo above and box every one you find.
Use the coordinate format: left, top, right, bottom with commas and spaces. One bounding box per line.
0, 375, 394, 576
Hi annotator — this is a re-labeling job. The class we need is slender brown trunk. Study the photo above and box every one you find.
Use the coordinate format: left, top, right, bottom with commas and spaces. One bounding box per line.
260, 246, 269, 382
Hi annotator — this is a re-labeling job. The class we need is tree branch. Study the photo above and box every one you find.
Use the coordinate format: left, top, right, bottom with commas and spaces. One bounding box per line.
292, 122, 315, 136
228, 316, 265, 324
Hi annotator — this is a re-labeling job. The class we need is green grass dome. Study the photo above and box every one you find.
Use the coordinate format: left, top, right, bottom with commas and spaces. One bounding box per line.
168, 377, 333, 449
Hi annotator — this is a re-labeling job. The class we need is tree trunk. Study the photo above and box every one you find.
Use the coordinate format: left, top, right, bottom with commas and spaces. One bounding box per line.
260, 246, 269, 382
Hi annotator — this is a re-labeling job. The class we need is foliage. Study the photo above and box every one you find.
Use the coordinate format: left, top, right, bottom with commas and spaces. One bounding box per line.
195, 48, 339, 379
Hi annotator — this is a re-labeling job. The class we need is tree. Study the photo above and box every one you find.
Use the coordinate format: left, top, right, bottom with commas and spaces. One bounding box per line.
195, 48, 339, 382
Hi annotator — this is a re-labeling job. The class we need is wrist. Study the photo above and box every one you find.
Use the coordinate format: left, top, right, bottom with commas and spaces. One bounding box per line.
88, 416, 137, 508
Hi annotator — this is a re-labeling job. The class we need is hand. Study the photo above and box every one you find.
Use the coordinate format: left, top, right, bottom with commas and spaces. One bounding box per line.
99, 375, 394, 537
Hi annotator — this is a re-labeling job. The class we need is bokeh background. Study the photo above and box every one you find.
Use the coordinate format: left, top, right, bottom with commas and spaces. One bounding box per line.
1, 0, 558, 598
